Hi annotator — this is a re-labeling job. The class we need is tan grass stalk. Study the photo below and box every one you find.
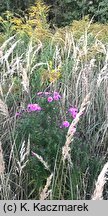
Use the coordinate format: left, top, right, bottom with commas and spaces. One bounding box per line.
0, 98, 9, 117
0, 35, 16, 50
91, 162, 108, 200
0, 84, 3, 98
21, 67, 30, 94
40, 173, 53, 200
0, 48, 3, 58
62, 94, 90, 162
31, 151, 50, 171
16, 137, 30, 175
3, 40, 20, 61
31, 62, 48, 75
5, 82, 14, 102
0, 141, 5, 175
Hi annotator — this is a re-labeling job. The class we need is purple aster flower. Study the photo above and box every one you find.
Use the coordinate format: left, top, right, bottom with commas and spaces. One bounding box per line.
44, 91, 51, 95
15, 112, 20, 118
53, 91, 59, 96
37, 92, 43, 96
27, 103, 42, 112
35, 105, 42, 111
68, 107, 78, 119
62, 120, 70, 128
53, 91, 61, 100
47, 96, 53, 103
53, 95, 60, 101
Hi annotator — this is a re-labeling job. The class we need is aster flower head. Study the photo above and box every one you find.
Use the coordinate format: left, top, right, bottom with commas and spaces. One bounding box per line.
53, 91, 61, 101
53, 91, 59, 96
53, 95, 60, 101
27, 103, 42, 112
44, 91, 51, 95
15, 112, 20, 118
47, 96, 53, 103
68, 107, 78, 118
35, 105, 42, 111
62, 120, 70, 128
37, 92, 43, 96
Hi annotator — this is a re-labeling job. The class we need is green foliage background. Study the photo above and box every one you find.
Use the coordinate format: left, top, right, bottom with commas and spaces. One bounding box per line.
0, 0, 108, 27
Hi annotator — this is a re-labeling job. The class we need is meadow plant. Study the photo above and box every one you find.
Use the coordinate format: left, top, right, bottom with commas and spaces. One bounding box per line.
0, 15, 108, 199
12, 89, 80, 198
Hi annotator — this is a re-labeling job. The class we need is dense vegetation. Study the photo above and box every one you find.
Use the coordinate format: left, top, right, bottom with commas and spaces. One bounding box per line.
0, 0, 108, 26
0, 1, 108, 200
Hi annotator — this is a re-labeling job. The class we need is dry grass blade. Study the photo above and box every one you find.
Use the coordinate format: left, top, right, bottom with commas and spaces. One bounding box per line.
40, 173, 53, 200
0, 35, 16, 50
0, 84, 3, 98
3, 40, 20, 61
21, 67, 30, 94
0, 98, 9, 117
92, 162, 108, 200
16, 137, 30, 175
31, 62, 48, 75
31, 151, 50, 171
62, 94, 90, 162
0, 141, 5, 175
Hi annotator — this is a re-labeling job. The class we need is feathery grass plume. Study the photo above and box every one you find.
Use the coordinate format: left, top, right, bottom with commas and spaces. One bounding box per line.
3, 40, 20, 61
0, 175, 12, 200
40, 173, 53, 200
0, 98, 9, 117
0, 84, 3, 98
16, 137, 30, 176
0, 35, 16, 50
0, 141, 5, 175
62, 94, 90, 163
92, 162, 108, 200
21, 67, 30, 94
97, 46, 108, 87
0, 48, 3, 58
31, 62, 48, 75
31, 151, 50, 171
5, 82, 14, 101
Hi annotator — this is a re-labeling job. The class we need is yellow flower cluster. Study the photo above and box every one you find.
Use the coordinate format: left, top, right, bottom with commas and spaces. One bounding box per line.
0, 1, 51, 40
41, 61, 61, 84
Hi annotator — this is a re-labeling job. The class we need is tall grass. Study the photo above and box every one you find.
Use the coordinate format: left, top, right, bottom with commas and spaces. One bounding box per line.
0, 22, 108, 199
